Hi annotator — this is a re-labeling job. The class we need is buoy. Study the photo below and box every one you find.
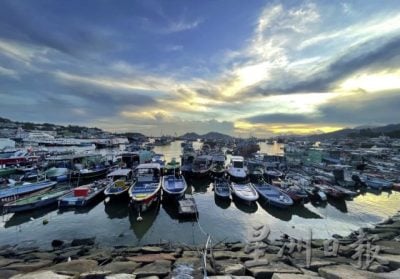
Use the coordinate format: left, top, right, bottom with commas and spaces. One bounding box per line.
137, 216, 143, 222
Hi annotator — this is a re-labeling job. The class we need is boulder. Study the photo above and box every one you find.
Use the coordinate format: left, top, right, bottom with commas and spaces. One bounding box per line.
218, 261, 245, 275
247, 262, 301, 279
375, 240, 400, 255
140, 247, 163, 254
318, 264, 381, 279
127, 253, 175, 263
367, 262, 390, 273
10, 270, 73, 279
79, 271, 112, 279
29, 252, 56, 261
0, 259, 22, 269
272, 274, 322, 279
182, 251, 199, 258
231, 243, 245, 252
376, 254, 400, 269
51, 240, 65, 248
101, 261, 141, 274
47, 259, 98, 275
0, 270, 19, 279
71, 238, 95, 247
133, 260, 171, 278
2, 260, 53, 273
105, 274, 136, 279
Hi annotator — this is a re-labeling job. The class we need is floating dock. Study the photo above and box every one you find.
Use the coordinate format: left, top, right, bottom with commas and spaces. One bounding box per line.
178, 197, 198, 217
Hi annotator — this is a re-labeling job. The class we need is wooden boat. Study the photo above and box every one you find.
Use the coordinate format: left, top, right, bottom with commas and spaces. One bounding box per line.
0, 180, 57, 205
3, 187, 71, 213
230, 182, 259, 203
44, 167, 70, 182
253, 182, 293, 208
104, 169, 133, 200
273, 180, 309, 203
330, 185, 358, 198
213, 178, 231, 199
313, 183, 345, 199
129, 163, 162, 216
363, 176, 392, 190
0, 167, 16, 177
70, 165, 109, 180
162, 174, 187, 200
58, 180, 108, 207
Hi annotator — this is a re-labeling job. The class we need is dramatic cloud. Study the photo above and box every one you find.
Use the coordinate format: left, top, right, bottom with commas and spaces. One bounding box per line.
1, 0, 400, 136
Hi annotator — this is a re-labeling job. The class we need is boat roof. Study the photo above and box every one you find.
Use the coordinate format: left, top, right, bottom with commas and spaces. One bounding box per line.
212, 155, 225, 161
136, 163, 161, 169
230, 156, 244, 161
108, 168, 132, 177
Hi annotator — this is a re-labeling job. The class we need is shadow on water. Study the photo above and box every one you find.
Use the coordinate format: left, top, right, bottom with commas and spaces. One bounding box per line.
129, 201, 160, 241
214, 195, 231, 209
104, 200, 129, 219
186, 176, 211, 194
327, 198, 348, 213
258, 201, 323, 221
161, 199, 197, 223
3, 205, 58, 228
58, 198, 104, 215
232, 197, 258, 214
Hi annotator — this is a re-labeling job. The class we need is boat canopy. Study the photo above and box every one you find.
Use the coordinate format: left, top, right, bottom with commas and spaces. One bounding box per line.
136, 163, 161, 169
107, 168, 132, 177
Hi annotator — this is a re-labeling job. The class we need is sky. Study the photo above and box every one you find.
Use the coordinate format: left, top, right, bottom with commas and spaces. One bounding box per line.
0, 0, 400, 137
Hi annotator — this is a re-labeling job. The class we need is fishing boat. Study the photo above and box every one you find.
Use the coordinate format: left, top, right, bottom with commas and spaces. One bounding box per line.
0, 180, 57, 205
313, 182, 345, 199
264, 168, 284, 182
253, 182, 293, 208
210, 155, 226, 177
180, 149, 196, 175
272, 180, 309, 203
363, 175, 392, 190
230, 182, 259, 204
104, 168, 133, 200
0, 167, 16, 177
3, 187, 71, 213
213, 178, 231, 199
164, 158, 180, 173
227, 156, 247, 182
69, 154, 109, 181
151, 154, 166, 169
330, 184, 358, 198
44, 167, 70, 182
191, 155, 212, 177
162, 159, 187, 200
247, 160, 265, 181
129, 163, 162, 218
71, 165, 109, 181
58, 180, 108, 207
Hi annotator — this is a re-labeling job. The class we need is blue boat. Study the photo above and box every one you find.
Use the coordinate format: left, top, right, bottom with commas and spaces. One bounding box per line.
363, 175, 392, 190
0, 180, 57, 205
253, 182, 293, 208
213, 178, 231, 199
162, 174, 187, 200
58, 179, 108, 207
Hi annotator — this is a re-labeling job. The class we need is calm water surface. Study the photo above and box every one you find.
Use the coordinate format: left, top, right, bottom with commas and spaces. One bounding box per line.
1, 141, 399, 248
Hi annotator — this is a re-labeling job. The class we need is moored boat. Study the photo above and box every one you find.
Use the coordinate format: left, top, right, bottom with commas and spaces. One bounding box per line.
213, 178, 231, 199
230, 182, 259, 203
104, 168, 133, 200
191, 155, 212, 178
227, 156, 247, 182
253, 182, 293, 208
210, 155, 226, 177
58, 180, 108, 207
3, 187, 70, 213
0, 180, 57, 205
129, 163, 162, 216
363, 175, 392, 190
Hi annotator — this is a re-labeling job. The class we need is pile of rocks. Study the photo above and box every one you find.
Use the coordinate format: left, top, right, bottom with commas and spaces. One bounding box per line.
2, 212, 400, 278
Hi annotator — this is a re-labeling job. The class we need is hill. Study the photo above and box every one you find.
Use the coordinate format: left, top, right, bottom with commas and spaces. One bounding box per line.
179, 131, 233, 140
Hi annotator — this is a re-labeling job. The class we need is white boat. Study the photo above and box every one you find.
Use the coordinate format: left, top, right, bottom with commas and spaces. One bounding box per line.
230, 182, 259, 203
227, 156, 247, 181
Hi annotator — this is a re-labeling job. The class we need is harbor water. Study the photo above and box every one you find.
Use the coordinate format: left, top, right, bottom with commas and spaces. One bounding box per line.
1, 141, 399, 248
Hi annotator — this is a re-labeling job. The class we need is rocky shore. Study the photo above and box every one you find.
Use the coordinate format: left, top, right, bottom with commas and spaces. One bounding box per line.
3, 213, 400, 279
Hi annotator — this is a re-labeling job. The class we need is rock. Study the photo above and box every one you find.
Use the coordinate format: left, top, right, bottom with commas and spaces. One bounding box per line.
311, 240, 325, 248
85, 249, 112, 264
30, 252, 56, 261
0, 259, 22, 268
140, 247, 163, 254
52, 240, 65, 248
369, 232, 397, 242
272, 274, 322, 279
71, 238, 96, 247
10, 270, 73, 279
231, 243, 245, 252
318, 264, 381, 279
380, 268, 400, 279
47, 259, 98, 275
79, 271, 112, 279
101, 261, 141, 274
2, 260, 53, 273
133, 260, 171, 278
0, 270, 19, 279
247, 262, 301, 279
172, 258, 201, 278
376, 254, 400, 269
182, 251, 199, 258
174, 247, 183, 256
244, 259, 269, 268
376, 240, 400, 255
212, 251, 253, 261
219, 261, 245, 275
105, 274, 136, 279
264, 245, 281, 254
367, 262, 390, 273
207, 277, 254, 279
127, 253, 175, 263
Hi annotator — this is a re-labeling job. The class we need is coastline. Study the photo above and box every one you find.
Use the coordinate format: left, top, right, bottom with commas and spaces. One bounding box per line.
1, 212, 400, 278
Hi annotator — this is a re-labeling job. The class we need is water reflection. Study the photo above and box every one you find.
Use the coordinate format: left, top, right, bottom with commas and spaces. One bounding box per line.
3, 205, 57, 228
58, 198, 104, 215
129, 201, 160, 240
104, 201, 129, 219
232, 198, 258, 214
258, 202, 322, 221
214, 195, 231, 209
327, 199, 348, 213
